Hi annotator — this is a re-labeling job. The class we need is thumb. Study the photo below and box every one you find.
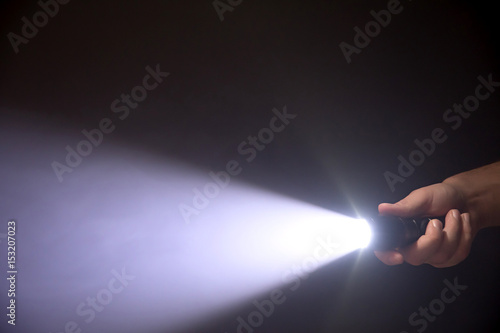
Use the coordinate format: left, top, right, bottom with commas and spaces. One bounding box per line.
379, 186, 435, 217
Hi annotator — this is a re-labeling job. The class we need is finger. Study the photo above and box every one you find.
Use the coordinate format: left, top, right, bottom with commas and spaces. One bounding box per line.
427, 210, 462, 266
434, 213, 473, 267
374, 250, 404, 266
379, 186, 436, 217
399, 218, 444, 266
379, 182, 462, 218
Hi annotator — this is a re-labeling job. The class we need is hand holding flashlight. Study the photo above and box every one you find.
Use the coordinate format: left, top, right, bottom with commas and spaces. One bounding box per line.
374, 182, 474, 268
374, 161, 500, 267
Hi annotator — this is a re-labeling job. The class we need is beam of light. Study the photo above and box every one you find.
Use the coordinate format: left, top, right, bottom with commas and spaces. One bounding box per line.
0, 119, 373, 333
271, 211, 371, 258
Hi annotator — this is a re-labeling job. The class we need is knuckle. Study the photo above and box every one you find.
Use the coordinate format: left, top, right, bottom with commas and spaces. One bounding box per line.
428, 250, 455, 266
431, 262, 452, 268
428, 255, 447, 266
405, 256, 425, 266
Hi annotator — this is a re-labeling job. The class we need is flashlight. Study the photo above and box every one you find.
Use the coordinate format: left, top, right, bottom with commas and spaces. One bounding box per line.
367, 216, 445, 250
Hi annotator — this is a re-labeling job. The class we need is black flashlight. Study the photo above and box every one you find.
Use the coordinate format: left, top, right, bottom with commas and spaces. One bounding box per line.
367, 216, 445, 250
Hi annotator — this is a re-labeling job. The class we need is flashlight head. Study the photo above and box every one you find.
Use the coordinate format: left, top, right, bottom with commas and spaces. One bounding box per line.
367, 216, 439, 250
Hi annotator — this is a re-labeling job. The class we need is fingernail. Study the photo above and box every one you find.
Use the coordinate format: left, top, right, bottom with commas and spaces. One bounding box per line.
432, 220, 442, 230
452, 209, 460, 220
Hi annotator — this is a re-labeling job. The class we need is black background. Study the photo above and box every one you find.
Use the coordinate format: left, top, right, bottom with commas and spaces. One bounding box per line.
1, 1, 500, 332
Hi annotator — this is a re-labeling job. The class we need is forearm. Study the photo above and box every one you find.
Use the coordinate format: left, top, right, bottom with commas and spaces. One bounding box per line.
443, 161, 500, 229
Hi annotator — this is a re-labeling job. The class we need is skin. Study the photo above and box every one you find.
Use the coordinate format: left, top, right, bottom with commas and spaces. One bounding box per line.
375, 161, 500, 267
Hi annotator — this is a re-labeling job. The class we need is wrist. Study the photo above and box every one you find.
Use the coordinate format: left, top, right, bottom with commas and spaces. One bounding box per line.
443, 162, 500, 230
442, 174, 481, 230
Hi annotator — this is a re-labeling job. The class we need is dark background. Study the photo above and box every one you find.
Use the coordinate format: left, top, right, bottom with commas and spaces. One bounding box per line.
1, 0, 500, 332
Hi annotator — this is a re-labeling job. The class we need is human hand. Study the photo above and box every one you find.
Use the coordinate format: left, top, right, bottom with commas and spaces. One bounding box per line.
374, 183, 476, 268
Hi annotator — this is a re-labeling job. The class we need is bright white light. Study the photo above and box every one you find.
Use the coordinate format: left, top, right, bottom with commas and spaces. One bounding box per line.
274, 214, 372, 261
344, 218, 372, 250
3, 124, 374, 333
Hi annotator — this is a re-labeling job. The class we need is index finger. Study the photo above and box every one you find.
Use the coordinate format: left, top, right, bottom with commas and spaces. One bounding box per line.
374, 249, 404, 266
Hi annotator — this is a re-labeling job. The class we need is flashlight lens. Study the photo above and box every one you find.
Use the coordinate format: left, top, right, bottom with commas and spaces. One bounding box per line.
358, 218, 372, 249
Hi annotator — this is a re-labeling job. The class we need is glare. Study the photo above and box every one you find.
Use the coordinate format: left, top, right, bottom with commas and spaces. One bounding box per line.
348, 218, 372, 249
274, 214, 372, 259
1, 124, 374, 333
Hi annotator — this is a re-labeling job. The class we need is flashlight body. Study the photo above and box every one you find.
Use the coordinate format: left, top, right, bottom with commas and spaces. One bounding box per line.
368, 216, 445, 250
